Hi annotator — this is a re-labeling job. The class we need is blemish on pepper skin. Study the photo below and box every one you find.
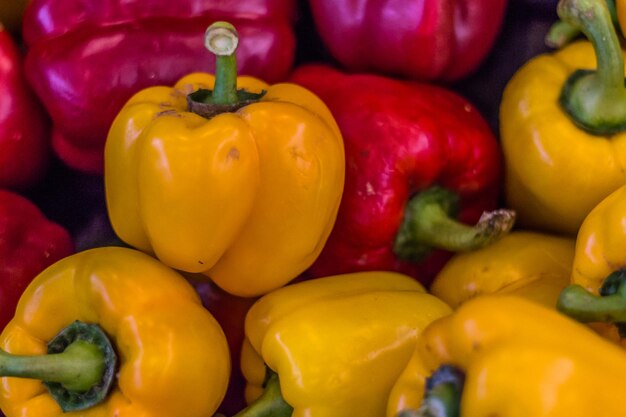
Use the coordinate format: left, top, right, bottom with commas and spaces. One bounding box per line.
199, 260, 204, 265
228, 148, 240, 160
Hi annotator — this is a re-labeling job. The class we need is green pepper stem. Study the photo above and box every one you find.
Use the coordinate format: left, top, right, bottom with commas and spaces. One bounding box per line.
0, 340, 104, 391
557, 0, 626, 134
396, 365, 464, 417
557, 270, 626, 327
232, 371, 293, 417
393, 187, 515, 261
545, 0, 619, 48
205, 21, 239, 105
0, 321, 117, 412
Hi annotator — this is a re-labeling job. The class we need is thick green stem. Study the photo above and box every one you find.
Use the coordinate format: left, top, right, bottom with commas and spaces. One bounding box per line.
545, 0, 619, 48
233, 370, 293, 417
557, 270, 626, 336
205, 22, 239, 105
558, 0, 626, 134
393, 187, 515, 261
0, 321, 117, 412
397, 365, 464, 417
0, 340, 103, 391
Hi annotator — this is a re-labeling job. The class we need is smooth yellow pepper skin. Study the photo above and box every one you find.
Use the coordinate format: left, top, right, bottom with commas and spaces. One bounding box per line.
430, 231, 575, 309
387, 296, 626, 417
500, 40, 626, 235
0, 247, 230, 417
240, 272, 451, 417
105, 72, 345, 297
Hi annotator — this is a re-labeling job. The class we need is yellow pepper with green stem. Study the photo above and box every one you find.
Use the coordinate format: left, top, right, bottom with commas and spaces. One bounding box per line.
0, 246, 230, 417
430, 231, 575, 309
557, 184, 626, 345
388, 296, 626, 417
104, 22, 345, 297
500, 0, 626, 235
235, 271, 451, 417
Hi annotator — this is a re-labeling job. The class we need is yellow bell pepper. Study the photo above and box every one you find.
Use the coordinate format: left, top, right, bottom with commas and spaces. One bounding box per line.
388, 296, 626, 417
557, 184, 626, 345
500, 0, 626, 235
105, 22, 345, 297
0, 246, 230, 417
237, 271, 451, 417
430, 231, 575, 309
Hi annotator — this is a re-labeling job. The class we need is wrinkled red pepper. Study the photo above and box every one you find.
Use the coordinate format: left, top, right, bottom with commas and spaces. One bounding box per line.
23, 0, 297, 174
290, 65, 513, 286
307, 0, 507, 81
0, 26, 50, 189
193, 280, 256, 415
0, 189, 73, 329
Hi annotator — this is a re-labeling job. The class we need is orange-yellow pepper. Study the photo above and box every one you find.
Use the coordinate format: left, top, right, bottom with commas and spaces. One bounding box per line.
557, 184, 626, 346
237, 271, 451, 417
105, 22, 345, 297
0, 246, 230, 417
500, 0, 626, 235
388, 296, 626, 417
430, 231, 575, 309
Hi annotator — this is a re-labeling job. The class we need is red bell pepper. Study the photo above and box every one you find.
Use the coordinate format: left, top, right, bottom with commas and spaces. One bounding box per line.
193, 280, 256, 415
23, 0, 297, 174
307, 0, 507, 81
0, 189, 73, 330
0, 26, 50, 189
290, 65, 514, 286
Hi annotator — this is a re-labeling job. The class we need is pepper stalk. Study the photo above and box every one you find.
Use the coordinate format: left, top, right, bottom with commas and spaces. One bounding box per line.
396, 365, 465, 417
393, 186, 516, 261
555, 0, 626, 135
0, 321, 117, 412
187, 21, 266, 119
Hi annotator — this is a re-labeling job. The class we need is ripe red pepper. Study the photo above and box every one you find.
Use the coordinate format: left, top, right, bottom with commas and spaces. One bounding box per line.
307, 0, 507, 81
0, 189, 73, 330
290, 65, 514, 286
0, 26, 50, 190
23, 0, 297, 174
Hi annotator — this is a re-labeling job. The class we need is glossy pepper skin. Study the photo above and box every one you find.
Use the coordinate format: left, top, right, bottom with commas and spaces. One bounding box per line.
0, 189, 73, 331
500, 0, 626, 235
307, 0, 507, 82
290, 65, 508, 286
556, 184, 626, 345
431, 231, 575, 309
105, 27, 344, 298
240, 271, 451, 417
0, 246, 230, 417
0, 26, 50, 189
388, 296, 626, 417
23, 0, 296, 174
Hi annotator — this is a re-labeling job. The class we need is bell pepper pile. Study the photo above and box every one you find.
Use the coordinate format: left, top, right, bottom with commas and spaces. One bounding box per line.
6, 0, 626, 416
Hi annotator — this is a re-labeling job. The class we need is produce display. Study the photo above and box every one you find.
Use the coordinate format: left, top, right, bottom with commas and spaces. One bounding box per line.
4, 0, 626, 415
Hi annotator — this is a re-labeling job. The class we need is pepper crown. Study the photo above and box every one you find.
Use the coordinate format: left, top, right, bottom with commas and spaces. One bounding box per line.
557, 0, 626, 135
0, 321, 117, 412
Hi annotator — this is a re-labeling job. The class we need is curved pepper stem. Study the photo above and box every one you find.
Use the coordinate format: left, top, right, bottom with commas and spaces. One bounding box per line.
557, 269, 626, 337
397, 365, 464, 417
545, 0, 619, 48
232, 370, 293, 417
187, 21, 266, 118
557, 0, 626, 135
393, 186, 515, 261
0, 321, 117, 412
